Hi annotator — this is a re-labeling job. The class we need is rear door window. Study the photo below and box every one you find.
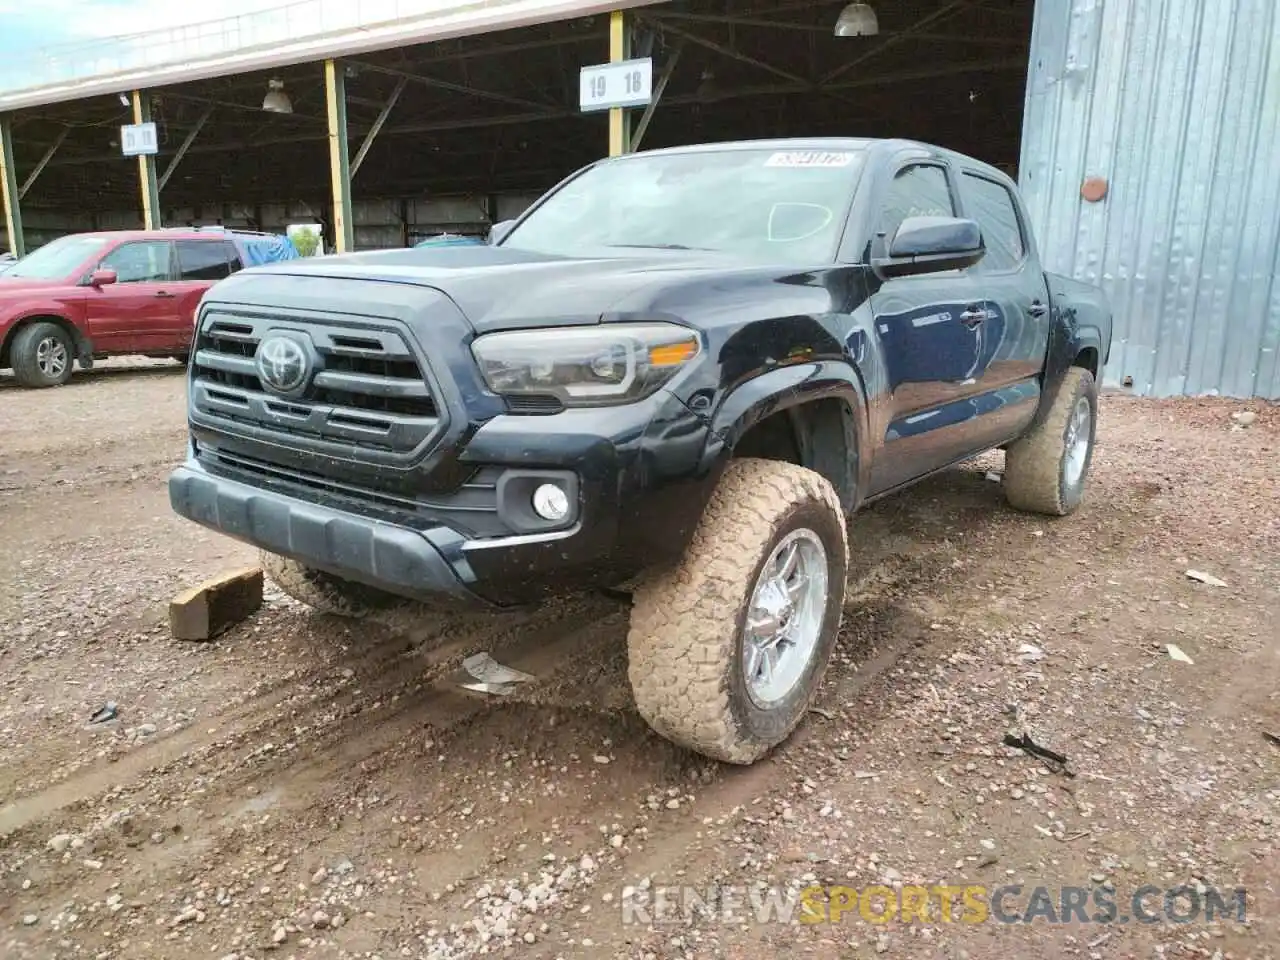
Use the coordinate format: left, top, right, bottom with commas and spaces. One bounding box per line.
176, 240, 240, 281
960, 173, 1026, 271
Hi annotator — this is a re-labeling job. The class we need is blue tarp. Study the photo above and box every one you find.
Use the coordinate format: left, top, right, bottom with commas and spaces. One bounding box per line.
235, 233, 301, 266
415, 234, 485, 248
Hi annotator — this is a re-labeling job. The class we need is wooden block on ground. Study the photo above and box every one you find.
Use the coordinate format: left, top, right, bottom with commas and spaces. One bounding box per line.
169, 566, 264, 641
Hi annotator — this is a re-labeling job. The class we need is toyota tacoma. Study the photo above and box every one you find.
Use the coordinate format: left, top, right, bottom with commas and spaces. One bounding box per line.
169, 138, 1112, 764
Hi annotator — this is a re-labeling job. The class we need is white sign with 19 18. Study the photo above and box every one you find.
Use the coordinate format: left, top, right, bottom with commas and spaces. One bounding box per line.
579, 57, 653, 112
120, 122, 159, 157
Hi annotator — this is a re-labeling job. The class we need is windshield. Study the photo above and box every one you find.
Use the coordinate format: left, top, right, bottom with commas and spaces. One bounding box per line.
502, 147, 866, 264
3, 235, 110, 280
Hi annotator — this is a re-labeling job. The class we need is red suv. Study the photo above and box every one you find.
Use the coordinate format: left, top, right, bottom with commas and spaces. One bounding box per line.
0, 228, 298, 387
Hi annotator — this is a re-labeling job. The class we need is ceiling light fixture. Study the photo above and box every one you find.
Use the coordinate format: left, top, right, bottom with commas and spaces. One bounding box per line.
262, 78, 293, 114
834, 2, 879, 37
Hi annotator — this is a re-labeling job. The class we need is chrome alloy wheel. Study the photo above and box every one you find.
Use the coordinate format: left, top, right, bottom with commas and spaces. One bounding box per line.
742, 528, 829, 707
1063, 395, 1093, 488
36, 336, 69, 379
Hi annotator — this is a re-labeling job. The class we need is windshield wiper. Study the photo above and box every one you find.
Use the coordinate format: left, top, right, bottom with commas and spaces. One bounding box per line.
604, 243, 712, 251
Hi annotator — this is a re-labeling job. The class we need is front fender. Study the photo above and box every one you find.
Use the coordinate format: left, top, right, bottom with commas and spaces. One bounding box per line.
0, 308, 90, 362
697, 360, 871, 511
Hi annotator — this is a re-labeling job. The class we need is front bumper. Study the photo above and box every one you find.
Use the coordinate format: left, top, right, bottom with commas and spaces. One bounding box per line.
170, 461, 483, 605
170, 392, 718, 608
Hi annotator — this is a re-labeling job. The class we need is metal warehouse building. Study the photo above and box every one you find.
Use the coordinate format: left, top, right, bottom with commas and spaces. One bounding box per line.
1, 0, 1277, 399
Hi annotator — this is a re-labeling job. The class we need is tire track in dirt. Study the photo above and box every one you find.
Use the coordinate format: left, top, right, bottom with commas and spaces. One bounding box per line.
0, 596, 616, 846
1, 543, 937, 957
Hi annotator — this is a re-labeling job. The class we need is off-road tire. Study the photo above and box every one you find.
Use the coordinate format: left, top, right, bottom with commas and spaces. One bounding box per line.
261, 551, 405, 619
11, 321, 75, 388
1003, 366, 1099, 516
627, 458, 849, 764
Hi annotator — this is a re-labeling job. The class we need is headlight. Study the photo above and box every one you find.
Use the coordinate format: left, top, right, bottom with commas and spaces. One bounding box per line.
471, 323, 700, 408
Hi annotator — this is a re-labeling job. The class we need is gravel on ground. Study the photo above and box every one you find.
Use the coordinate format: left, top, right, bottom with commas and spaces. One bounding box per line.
1, 360, 1276, 960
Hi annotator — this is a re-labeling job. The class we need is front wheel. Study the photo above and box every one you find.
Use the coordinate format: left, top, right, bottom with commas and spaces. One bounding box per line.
11, 322, 75, 387
627, 458, 848, 765
1003, 366, 1099, 516
261, 551, 406, 619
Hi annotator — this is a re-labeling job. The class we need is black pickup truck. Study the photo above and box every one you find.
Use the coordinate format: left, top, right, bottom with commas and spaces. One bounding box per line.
169, 137, 1111, 765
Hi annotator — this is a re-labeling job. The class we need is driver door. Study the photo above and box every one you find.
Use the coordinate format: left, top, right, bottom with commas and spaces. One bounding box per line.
865, 161, 992, 494
84, 240, 180, 353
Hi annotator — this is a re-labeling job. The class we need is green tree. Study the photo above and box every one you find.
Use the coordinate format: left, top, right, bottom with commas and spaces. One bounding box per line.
291, 228, 320, 257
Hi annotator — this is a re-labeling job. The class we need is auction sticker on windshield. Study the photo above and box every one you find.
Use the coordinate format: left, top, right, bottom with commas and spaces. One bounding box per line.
765, 151, 857, 168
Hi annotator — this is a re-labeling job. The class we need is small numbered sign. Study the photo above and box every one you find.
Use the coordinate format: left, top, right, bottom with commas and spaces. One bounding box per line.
120, 122, 158, 157
579, 57, 653, 113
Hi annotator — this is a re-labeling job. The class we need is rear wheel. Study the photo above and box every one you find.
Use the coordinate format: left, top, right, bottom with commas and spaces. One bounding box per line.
627, 458, 848, 764
11, 322, 75, 387
261, 551, 406, 619
1003, 366, 1098, 516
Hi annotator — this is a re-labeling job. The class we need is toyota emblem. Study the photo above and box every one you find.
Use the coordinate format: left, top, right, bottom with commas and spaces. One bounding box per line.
255, 335, 310, 393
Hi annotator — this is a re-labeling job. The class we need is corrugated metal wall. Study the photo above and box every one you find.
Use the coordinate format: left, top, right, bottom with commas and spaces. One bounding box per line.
1020, 0, 1280, 399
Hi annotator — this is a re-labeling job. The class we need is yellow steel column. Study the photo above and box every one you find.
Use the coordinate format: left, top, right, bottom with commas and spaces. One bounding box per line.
608, 10, 630, 157
0, 114, 23, 257
324, 59, 354, 254
132, 91, 161, 230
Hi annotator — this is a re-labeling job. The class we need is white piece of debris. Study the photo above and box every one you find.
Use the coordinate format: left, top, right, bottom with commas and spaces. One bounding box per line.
985, 471, 1003, 483
454, 652, 536, 696
1165, 644, 1195, 665
1231, 410, 1257, 426
1017, 643, 1046, 663
1185, 569, 1227, 587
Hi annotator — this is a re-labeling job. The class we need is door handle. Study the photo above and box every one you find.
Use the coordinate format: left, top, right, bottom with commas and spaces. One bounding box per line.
1029, 300, 1048, 318
960, 307, 987, 327
155, 290, 175, 299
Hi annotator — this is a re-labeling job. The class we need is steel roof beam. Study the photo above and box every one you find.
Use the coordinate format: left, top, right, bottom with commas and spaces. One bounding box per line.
650, 11, 1026, 46
349, 60, 560, 115
19, 126, 68, 200
27, 57, 1024, 171
644, 17, 809, 87
630, 45, 681, 152
351, 76, 407, 179
158, 105, 213, 192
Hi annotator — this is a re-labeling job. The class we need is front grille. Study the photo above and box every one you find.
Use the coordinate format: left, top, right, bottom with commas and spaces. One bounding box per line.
204, 446, 507, 538
191, 312, 442, 460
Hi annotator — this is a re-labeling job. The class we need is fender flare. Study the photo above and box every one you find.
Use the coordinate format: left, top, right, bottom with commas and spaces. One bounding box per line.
1, 312, 91, 364
697, 361, 872, 512
1071, 325, 1108, 366
1033, 314, 1109, 434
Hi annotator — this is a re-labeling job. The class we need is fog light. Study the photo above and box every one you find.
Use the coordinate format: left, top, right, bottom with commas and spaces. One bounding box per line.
532, 483, 570, 522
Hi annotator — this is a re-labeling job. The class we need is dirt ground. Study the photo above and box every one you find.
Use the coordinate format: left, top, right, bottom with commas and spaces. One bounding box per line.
1, 360, 1277, 960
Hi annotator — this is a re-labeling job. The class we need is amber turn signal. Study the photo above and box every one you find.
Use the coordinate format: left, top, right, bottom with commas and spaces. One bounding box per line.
649, 340, 699, 367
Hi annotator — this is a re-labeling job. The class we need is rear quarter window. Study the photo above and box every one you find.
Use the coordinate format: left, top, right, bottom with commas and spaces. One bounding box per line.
176, 240, 240, 281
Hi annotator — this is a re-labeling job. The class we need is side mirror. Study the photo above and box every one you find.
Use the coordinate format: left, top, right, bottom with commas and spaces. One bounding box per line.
873, 216, 984, 278
488, 220, 516, 245
89, 268, 118, 287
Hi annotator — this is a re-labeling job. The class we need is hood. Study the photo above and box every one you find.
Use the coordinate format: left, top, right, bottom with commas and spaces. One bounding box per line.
0, 277, 66, 294
221, 245, 736, 332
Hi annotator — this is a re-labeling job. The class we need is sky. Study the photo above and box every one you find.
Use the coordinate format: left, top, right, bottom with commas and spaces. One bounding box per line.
0, 0, 269, 57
